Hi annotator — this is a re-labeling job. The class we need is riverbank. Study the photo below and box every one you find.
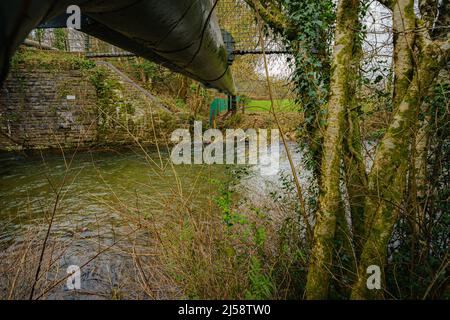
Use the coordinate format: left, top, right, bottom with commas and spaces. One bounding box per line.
0, 142, 308, 299
0, 48, 189, 152
1, 48, 302, 153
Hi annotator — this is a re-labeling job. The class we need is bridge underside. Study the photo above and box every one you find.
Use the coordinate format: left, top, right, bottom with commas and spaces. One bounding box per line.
0, 0, 236, 95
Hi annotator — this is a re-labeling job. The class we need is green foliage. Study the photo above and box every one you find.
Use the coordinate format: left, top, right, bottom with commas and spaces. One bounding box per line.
252, 0, 335, 115
208, 165, 313, 299
239, 94, 252, 107
220, 113, 242, 128
131, 60, 158, 80
211, 168, 275, 299
246, 99, 298, 112
72, 58, 96, 70
175, 98, 186, 109
268, 171, 312, 297
385, 79, 450, 299
9, 48, 95, 72
211, 175, 247, 227
368, 127, 386, 141
253, 0, 336, 182
89, 67, 134, 131
189, 83, 208, 98
245, 256, 274, 299
34, 29, 45, 44
282, 0, 335, 111
53, 29, 67, 51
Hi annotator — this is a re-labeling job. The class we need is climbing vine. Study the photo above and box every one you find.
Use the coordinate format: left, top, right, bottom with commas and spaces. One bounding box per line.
246, 0, 335, 179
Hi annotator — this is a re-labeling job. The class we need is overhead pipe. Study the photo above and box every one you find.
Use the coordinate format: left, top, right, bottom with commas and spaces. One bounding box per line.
0, 0, 236, 94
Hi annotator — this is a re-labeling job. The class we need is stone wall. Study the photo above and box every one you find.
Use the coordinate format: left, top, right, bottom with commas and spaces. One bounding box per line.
0, 67, 98, 150
0, 49, 185, 151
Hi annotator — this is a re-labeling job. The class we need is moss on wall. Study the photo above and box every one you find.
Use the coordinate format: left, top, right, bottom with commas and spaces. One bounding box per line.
0, 48, 184, 151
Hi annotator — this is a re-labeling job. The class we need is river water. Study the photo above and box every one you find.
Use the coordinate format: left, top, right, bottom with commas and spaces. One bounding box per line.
0, 143, 306, 299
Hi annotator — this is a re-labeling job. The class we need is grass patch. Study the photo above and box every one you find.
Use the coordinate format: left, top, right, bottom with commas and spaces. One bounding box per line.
10, 47, 96, 72
245, 99, 298, 113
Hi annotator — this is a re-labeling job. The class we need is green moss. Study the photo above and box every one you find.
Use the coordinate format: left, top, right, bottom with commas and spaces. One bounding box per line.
9, 48, 95, 73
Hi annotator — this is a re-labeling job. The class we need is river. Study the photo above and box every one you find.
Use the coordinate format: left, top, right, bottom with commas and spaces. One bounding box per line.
0, 143, 306, 299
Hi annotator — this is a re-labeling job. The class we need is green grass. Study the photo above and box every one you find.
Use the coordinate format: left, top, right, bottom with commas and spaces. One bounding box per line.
245, 99, 298, 112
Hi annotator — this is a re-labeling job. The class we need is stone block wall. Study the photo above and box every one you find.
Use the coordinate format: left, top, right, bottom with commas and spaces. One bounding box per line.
0, 67, 98, 150
0, 50, 186, 151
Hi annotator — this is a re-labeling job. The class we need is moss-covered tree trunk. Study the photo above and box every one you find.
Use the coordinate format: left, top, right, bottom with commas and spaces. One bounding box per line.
332, 200, 357, 297
343, 109, 368, 258
342, 31, 368, 258
305, 0, 361, 299
408, 105, 429, 238
351, 40, 447, 299
391, 0, 415, 108
335, 20, 366, 294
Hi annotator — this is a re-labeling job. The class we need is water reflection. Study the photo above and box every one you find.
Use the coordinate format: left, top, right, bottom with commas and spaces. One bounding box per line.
0, 142, 306, 299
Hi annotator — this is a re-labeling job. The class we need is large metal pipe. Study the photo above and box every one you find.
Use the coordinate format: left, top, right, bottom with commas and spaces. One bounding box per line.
0, 0, 236, 94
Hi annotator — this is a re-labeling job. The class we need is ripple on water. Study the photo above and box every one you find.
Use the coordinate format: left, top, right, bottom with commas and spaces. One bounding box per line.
0, 143, 306, 298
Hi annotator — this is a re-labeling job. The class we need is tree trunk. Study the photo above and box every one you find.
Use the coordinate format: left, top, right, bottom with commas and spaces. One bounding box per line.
305, 0, 360, 299
343, 32, 368, 258
391, 0, 415, 109
333, 200, 356, 297
343, 108, 368, 258
350, 41, 447, 299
